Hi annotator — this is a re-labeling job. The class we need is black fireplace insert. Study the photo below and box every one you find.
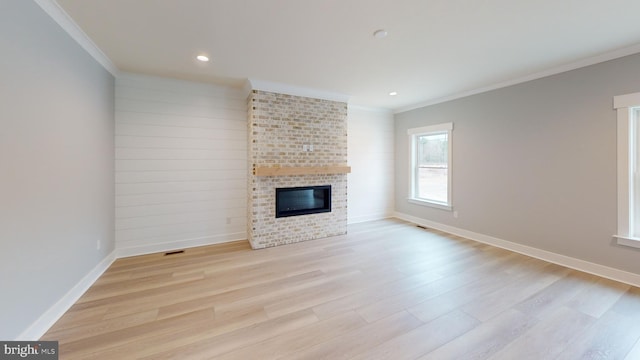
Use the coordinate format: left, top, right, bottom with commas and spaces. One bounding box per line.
275, 185, 331, 218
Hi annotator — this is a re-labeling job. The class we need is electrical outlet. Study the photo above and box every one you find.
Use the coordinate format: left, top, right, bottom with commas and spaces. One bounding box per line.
453, 211, 459, 218
309, 144, 314, 152
226, 217, 232, 224
96, 239, 101, 250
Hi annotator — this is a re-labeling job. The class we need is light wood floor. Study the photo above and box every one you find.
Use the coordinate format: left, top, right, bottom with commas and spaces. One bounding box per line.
43, 219, 640, 359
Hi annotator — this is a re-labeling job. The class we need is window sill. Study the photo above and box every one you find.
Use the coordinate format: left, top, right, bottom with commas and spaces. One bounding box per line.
407, 198, 452, 211
614, 235, 640, 249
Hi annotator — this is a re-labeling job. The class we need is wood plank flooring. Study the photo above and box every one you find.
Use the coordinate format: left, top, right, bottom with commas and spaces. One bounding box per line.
42, 219, 640, 359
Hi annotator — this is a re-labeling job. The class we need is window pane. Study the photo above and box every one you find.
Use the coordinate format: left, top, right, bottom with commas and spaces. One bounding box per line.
416, 133, 448, 202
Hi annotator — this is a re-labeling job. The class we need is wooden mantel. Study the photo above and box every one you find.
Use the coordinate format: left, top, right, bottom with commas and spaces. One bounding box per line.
253, 165, 351, 176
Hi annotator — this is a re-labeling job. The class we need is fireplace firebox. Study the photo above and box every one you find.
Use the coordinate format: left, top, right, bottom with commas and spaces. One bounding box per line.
275, 185, 331, 218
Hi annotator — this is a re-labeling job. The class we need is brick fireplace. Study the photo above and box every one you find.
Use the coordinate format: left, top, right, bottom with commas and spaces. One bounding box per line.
247, 90, 348, 249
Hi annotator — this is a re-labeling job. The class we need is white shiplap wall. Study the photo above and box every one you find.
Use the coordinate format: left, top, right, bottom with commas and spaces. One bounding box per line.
115, 73, 247, 257
347, 106, 395, 223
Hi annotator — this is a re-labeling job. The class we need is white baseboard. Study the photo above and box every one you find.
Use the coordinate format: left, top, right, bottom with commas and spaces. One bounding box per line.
394, 212, 640, 288
18, 251, 117, 340
348, 212, 394, 225
117, 232, 247, 258
19, 232, 247, 339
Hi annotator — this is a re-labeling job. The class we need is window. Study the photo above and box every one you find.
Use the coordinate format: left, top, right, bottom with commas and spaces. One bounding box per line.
614, 92, 640, 248
407, 122, 453, 210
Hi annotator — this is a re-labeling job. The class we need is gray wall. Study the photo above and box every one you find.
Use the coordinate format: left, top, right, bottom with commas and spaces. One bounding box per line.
0, 0, 115, 339
395, 53, 640, 275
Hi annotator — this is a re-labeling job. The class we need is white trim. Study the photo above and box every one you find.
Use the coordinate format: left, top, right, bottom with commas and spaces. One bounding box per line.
348, 213, 394, 225
18, 231, 247, 338
613, 92, 640, 246
396, 44, 640, 114
248, 78, 350, 103
116, 232, 246, 258
407, 122, 453, 135
34, 0, 119, 76
241, 79, 254, 100
407, 198, 452, 211
408, 123, 453, 208
347, 104, 393, 114
394, 212, 640, 288
614, 92, 640, 109
616, 106, 632, 239
17, 251, 117, 340
614, 235, 640, 249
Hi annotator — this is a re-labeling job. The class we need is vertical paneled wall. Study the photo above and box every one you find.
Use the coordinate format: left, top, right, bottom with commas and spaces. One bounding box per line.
115, 74, 247, 256
347, 106, 395, 223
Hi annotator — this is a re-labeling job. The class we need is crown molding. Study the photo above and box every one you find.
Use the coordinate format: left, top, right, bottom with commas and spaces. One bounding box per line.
34, 0, 119, 76
395, 43, 640, 114
347, 103, 393, 114
248, 78, 350, 103
241, 79, 254, 99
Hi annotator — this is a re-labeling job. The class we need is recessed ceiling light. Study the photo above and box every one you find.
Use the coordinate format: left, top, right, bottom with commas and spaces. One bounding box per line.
196, 55, 210, 62
389, 91, 398, 96
373, 29, 388, 39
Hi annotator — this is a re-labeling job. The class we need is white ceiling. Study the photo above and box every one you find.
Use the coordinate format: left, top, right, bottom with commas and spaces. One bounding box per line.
54, 0, 640, 110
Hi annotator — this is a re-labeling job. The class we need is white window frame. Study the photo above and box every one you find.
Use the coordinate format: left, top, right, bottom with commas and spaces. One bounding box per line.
407, 122, 453, 211
614, 91, 640, 248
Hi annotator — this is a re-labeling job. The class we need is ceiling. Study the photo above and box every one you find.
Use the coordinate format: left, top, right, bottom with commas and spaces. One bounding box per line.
55, 0, 640, 111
